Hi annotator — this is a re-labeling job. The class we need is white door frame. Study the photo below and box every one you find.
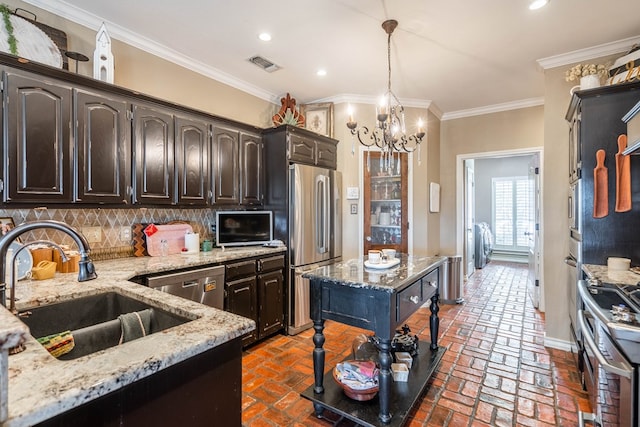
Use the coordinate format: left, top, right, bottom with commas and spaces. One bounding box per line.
455, 147, 545, 311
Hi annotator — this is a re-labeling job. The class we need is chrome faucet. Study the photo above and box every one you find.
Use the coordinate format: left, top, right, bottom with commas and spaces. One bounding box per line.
0, 220, 98, 309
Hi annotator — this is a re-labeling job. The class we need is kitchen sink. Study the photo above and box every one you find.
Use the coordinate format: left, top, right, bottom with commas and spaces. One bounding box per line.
19, 292, 195, 360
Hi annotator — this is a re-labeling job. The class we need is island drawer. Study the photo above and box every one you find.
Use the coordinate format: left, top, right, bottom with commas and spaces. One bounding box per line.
421, 268, 439, 301
397, 278, 423, 323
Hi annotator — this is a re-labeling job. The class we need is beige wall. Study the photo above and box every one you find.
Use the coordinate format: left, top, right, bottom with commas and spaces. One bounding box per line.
333, 103, 438, 260
440, 106, 544, 251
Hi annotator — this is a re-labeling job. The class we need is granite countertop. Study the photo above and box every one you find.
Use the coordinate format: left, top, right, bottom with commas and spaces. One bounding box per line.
583, 264, 640, 286
0, 245, 285, 427
303, 255, 447, 291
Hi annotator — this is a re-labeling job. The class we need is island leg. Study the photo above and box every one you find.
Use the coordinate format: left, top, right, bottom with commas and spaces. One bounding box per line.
312, 319, 326, 417
377, 337, 393, 423
430, 293, 440, 350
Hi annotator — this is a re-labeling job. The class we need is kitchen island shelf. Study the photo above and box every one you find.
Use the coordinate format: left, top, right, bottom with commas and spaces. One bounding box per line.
301, 342, 445, 427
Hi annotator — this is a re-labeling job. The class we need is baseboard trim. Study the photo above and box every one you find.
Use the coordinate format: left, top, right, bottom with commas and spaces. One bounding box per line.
543, 335, 575, 352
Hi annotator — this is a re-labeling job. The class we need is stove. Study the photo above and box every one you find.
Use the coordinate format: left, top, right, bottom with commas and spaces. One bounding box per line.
578, 279, 639, 426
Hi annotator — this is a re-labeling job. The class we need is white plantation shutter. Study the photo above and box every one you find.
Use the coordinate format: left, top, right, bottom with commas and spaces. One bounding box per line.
492, 176, 532, 251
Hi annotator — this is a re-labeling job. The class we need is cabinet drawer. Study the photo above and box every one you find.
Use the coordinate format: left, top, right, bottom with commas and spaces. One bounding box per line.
258, 255, 285, 272
421, 269, 439, 301
226, 260, 256, 281
397, 279, 423, 323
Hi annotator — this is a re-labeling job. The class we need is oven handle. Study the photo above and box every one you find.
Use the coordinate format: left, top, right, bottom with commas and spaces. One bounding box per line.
564, 256, 577, 267
578, 410, 598, 427
578, 309, 633, 379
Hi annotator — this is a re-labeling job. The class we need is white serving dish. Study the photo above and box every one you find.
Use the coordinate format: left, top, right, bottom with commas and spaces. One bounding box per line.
395, 351, 413, 369
364, 257, 400, 270
391, 363, 408, 382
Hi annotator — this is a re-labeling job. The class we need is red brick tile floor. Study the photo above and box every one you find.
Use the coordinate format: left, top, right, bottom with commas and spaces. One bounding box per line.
241, 261, 591, 426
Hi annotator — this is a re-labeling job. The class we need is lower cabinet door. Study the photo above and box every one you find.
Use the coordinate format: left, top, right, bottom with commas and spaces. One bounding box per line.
258, 270, 284, 339
226, 276, 257, 345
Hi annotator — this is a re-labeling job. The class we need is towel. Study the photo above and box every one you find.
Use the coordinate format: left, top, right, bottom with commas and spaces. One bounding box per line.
37, 330, 75, 358
118, 309, 152, 344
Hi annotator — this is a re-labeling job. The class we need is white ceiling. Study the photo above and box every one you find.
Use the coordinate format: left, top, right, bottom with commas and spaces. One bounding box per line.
24, 0, 640, 117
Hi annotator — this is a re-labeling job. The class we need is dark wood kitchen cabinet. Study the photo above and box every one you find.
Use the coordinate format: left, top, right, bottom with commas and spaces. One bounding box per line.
213, 125, 263, 205
212, 125, 240, 204
274, 125, 338, 169
132, 103, 175, 204
240, 131, 263, 205
74, 89, 131, 204
225, 254, 284, 346
175, 114, 211, 206
2, 69, 73, 203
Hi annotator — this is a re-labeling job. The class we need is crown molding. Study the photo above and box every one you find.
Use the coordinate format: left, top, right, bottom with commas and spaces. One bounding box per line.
537, 35, 640, 70
442, 97, 544, 121
22, 0, 279, 103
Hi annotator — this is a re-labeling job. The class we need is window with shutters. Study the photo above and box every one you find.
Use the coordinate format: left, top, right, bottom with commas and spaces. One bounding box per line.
492, 176, 533, 251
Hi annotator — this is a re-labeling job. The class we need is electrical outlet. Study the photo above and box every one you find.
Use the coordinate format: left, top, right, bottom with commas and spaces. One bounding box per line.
82, 226, 102, 243
120, 226, 131, 242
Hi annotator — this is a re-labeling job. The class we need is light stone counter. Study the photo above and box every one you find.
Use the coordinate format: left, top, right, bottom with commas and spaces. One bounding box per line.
583, 264, 640, 286
0, 245, 285, 427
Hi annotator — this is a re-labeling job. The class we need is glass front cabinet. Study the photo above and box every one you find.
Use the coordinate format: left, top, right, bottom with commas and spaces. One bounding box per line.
363, 152, 408, 254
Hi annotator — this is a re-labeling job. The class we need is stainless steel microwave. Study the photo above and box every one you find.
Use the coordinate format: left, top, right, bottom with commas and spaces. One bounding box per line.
215, 211, 273, 247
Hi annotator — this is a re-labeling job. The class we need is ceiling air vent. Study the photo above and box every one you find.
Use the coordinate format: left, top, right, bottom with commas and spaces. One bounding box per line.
248, 55, 280, 73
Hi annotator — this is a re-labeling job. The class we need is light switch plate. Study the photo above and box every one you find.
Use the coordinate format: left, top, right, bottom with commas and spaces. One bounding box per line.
82, 226, 102, 243
346, 187, 359, 200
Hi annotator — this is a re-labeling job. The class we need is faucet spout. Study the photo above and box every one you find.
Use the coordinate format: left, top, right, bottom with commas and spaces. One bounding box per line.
0, 220, 98, 309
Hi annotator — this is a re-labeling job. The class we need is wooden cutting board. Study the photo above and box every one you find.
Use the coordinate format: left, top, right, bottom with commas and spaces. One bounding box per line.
144, 224, 193, 256
593, 149, 608, 218
615, 134, 631, 212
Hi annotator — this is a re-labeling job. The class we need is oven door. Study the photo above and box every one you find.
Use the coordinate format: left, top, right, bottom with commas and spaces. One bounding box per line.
578, 309, 635, 427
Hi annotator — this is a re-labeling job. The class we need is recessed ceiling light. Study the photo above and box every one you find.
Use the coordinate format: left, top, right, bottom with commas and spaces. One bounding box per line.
316, 69, 327, 77
258, 32, 271, 42
529, 0, 549, 10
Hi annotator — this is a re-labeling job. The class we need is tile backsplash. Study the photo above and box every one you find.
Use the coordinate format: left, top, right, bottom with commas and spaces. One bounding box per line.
0, 207, 217, 260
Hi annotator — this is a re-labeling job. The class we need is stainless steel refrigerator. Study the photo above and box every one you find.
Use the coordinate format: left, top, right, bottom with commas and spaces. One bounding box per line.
288, 163, 342, 334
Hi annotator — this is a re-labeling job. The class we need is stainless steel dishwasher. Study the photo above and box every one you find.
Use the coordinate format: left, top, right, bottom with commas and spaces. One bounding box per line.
144, 265, 226, 309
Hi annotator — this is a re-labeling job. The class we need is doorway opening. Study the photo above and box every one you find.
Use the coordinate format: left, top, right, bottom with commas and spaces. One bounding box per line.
457, 147, 544, 311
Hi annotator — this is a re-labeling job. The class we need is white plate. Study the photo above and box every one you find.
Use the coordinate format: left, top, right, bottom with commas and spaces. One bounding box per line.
9, 241, 34, 280
364, 258, 400, 270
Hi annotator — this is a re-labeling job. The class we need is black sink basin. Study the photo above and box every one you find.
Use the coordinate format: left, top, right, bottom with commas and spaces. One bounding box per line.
19, 292, 194, 360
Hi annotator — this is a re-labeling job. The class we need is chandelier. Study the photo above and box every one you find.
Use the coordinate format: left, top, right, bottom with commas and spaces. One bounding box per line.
346, 19, 425, 172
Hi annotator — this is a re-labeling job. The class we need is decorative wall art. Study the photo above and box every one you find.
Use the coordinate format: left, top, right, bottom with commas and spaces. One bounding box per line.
272, 93, 305, 127
301, 102, 334, 137
0, 216, 15, 236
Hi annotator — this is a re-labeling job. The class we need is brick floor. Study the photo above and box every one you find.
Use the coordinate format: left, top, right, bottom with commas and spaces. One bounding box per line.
241, 261, 590, 426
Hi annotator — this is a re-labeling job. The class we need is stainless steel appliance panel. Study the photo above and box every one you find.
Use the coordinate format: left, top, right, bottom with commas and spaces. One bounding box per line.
147, 265, 226, 310
290, 164, 332, 267
289, 259, 338, 334
578, 309, 636, 427
569, 180, 582, 235
330, 170, 342, 259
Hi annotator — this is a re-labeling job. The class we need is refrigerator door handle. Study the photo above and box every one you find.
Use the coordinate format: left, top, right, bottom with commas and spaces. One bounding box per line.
316, 175, 327, 254
323, 175, 330, 254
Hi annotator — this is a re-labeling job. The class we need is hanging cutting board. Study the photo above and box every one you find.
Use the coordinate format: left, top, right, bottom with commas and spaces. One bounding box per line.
144, 224, 193, 256
593, 149, 609, 218
615, 134, 632, 212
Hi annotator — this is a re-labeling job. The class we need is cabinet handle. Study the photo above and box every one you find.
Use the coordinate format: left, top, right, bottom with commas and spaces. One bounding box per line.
409, 295, 420, 304
429, 281, 437, 288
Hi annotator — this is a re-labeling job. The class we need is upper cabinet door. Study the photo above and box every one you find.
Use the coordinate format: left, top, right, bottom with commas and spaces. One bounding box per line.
213, 125, 240, 205
132, 103, 175, 204
288, 133, 315, 165
175, 114, 210, 206
315, 139, 337, 169
75, 89, 131, 204
3, 70, 72, 203
240, 132, 263, 205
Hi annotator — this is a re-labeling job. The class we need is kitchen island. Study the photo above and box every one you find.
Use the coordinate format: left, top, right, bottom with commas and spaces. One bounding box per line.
301, 255, 447, 427
0, 246, 284, 427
